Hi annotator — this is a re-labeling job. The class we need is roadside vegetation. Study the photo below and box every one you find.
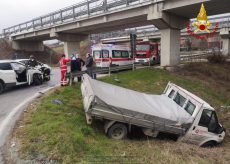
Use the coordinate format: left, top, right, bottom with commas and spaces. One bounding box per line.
6, 62, 230, 164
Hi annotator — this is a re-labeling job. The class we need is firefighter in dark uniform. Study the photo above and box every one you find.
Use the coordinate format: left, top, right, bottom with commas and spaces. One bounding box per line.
71, 54, 85, 82
28, 55, 38, 67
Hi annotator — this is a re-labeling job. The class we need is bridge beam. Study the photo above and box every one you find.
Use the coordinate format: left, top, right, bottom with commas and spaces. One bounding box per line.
11, 41, 44, 52
147, 3, 188, 30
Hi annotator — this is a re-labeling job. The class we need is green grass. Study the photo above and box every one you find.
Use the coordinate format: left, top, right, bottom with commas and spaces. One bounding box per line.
10, 64, 230, 164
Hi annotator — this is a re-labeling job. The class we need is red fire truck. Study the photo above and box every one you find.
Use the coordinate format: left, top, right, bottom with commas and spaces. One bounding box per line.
135, 41, 160, 65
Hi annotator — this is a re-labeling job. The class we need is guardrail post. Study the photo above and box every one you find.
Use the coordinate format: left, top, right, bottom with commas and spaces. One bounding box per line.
40, 17, 43, 27
104, 0, 107, 11
87, 0, 90, 16
109, 65, 111, 77
60, 10, 63, 22
126, 0, 129, 6
69, 73, 73, 86
32, 20, 35, 29
52, 14, 55, 24
72, 6, 75, 19
19, 25, 21, 32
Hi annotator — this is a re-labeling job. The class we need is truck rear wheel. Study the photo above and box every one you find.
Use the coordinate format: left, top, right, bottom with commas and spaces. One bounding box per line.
33, 74, 43, 85
108, 123, 127, 140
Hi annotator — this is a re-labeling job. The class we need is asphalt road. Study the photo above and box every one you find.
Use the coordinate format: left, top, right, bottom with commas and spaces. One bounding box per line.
0, 68, 60, 162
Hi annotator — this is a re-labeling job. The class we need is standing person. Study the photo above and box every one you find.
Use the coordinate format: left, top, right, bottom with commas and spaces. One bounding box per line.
28, 55, 38, 67
86, 53, 94, 79
76, 54, 85, 82
59, 54, 71, 86
71, 53, 85, 82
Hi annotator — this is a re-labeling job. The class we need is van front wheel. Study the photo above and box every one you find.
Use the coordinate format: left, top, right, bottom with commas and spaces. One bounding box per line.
107, 123, 127, 140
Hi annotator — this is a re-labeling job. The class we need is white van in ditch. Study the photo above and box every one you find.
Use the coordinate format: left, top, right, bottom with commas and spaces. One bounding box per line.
164, 82, 225, 147
81, 75, 225, 147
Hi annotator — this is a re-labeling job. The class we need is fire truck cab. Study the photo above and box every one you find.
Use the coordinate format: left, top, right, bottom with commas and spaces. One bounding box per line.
135, 41, 160, 65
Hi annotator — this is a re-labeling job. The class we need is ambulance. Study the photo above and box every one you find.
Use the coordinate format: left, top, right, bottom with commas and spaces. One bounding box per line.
92, 44, 133, 68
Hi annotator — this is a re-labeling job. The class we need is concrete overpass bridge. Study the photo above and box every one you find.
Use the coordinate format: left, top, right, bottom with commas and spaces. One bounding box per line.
2, 0, 230, 66
98, 15, 230, 52
94, 14, 230, 40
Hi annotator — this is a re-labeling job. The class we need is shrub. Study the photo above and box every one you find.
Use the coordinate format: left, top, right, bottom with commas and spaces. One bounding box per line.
207, 49, 227, 63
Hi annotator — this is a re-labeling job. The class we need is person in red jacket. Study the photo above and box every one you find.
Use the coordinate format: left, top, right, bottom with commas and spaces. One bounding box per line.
59, 54, 71, 86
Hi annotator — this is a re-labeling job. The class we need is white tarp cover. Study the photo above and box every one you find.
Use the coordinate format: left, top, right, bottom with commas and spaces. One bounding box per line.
81, 74, 193, 125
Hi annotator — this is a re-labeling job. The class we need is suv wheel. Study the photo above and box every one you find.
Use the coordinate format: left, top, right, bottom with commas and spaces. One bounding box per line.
33, 74, 43, 85
0, 82, 4, 94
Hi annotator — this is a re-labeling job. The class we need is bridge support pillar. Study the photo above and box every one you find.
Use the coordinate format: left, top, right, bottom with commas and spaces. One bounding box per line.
147, 5, 188, 66
57, 34, 89, 58
220, 28, 230, 56
64, 42, 81, 58
160, 28, 180, 66
222, 38, 230, 56
12, 41, 44, 52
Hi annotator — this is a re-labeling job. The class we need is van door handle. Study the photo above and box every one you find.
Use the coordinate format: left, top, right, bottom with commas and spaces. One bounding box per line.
193, 126, 196, 130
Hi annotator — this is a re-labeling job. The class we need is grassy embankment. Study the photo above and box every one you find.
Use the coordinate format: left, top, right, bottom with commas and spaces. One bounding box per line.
8, 62, 230, 164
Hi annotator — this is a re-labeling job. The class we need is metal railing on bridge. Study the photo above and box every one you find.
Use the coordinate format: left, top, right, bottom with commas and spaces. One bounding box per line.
2, 0, 161, 37
2, 0, 230, 39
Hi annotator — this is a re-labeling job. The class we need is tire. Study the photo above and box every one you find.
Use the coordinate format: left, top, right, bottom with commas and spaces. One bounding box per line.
33, 74, 43, 85
46, 76, 51, 81
0, 82, 4, 94
107, 123, 127, 140
44, 76, 50, 81
201, 141, 217, 148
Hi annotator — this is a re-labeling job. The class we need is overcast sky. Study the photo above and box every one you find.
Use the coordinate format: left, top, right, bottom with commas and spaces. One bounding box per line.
0, 0, 83, 32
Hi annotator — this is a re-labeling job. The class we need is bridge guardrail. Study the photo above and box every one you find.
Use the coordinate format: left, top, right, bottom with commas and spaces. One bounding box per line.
180, 52, 209, 61
3, 0, 160, 37
2, 0, 230, 39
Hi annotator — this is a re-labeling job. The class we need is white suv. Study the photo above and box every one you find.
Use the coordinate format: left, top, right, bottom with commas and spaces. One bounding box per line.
16, 59, 51, 81
0, 60, 43, 93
